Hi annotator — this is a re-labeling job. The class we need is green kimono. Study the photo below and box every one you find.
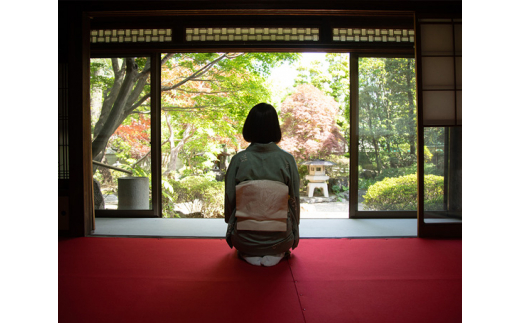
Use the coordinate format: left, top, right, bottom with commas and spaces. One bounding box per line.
225, 142, 300, 256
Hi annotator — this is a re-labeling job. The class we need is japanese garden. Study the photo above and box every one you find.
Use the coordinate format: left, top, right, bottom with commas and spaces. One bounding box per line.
90, 52, 445, 218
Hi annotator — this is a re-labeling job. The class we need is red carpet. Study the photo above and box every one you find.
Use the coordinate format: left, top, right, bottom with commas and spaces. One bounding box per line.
59, 237, 461, 323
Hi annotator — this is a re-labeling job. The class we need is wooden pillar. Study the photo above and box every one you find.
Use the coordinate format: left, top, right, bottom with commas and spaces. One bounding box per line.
66, 4, 93, 237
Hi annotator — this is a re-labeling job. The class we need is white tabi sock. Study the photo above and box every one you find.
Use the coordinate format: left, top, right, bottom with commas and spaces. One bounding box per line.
243, 256, 262, 266
261, 253, 285, 267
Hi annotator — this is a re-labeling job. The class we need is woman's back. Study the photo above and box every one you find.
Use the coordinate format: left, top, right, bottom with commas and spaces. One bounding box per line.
224, 103, 300, 266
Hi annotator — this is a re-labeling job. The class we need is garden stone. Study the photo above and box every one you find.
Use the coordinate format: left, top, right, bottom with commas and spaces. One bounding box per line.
300, 196, 337, 204
104, 194, 118, 203
93, 179, 105, 210
330, 176, 349, 188
337, 191, 349, 201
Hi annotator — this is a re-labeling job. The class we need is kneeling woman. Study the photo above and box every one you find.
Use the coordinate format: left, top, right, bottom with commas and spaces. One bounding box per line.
224, 103, 300, 266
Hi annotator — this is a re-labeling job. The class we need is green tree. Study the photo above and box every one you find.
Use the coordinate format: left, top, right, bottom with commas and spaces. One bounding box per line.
159, 53, 297, 176
292, 54, 350, 151
358, 57, 416, 173
294, 60, 332, 93
279, 84, 344, 161
90, 53, 297, 175
91, 57, 152, 165
326, 53, 350, 150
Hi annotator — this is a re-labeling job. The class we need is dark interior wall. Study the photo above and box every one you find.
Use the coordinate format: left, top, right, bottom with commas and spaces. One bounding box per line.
58, 0, 462, 237
59, 2, 92, 237
59, 0, 462, 12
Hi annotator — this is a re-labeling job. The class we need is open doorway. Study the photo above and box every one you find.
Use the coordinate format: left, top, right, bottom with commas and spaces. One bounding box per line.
91, 52, 352, 220
89, 51, 421, 237
90, 52, 421, 219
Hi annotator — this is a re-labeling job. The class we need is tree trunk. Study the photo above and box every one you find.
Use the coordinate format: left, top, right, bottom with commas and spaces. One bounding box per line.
406, 60, 416, 156
366, 104, 382, 174
372, 137, 382, 174
93, 58, 126, 140
91, 57, 153, 165
91, 54, 228, 170
163, 116, 195, 177
92, 58, 142, 162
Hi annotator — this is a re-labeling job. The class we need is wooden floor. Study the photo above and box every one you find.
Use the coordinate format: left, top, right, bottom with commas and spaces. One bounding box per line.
91, 218, 421, 238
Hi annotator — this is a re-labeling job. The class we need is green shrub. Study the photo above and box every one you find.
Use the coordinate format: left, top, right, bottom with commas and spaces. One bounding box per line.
424, 146, 433, 163
359, 178, 377, 190
331, 183, 348, 201
298, 164, 310, 193
363, 174, 444, 211
162, 179, 180, 218
374, 166, 416, 181
162, 176, 225, 218
372, 162, 443, 182
298, 164, 309, 180
424, 163, 444, 176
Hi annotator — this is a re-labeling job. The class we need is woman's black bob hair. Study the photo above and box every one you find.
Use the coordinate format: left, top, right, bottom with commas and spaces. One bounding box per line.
242, 103, 282, 144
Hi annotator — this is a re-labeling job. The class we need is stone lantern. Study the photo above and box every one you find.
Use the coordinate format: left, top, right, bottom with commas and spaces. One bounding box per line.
217, 144, 231, 170
212, 144, 231, 181
105, 147, 118, 165
301, 159, 336, 197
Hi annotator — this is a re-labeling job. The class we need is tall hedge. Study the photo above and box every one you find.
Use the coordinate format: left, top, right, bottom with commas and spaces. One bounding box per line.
363, 174, 444, 211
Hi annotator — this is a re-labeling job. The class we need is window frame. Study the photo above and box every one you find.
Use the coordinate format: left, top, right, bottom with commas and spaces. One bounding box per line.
415, 15, 462, 238
349, 52, 418, 219
92, 53, 163, 218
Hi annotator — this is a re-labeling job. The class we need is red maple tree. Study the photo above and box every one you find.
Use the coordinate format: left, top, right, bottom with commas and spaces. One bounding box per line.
279, 84, 344, 161
111, 115, 151, 159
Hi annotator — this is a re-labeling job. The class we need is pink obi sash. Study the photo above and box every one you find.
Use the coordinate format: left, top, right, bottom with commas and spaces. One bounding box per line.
235, 180, 288, 232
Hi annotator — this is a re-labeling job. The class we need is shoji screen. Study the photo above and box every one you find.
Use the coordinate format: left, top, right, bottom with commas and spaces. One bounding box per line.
418, 19, 462, 126
416, 17, 462, 238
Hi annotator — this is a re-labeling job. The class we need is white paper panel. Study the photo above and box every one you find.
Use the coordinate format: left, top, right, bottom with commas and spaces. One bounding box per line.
454, 24, 462, 55
422, 57, 455, 90
456, 91, 462, 125
91, 29, 172, 43
423, 91, 456, 125
332, 28, 415, 43
186, 27, 319, 42
419, 19, 452, 23
421, 24, 453, 55
456, 57, 462, 90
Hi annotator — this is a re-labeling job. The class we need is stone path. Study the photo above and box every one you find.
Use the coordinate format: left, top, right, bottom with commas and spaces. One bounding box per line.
300, 203, 348, 218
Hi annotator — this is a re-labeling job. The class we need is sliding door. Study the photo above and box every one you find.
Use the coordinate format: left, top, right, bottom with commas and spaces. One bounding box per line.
91, 55, 162, 217
416, 17, 462, 237
350, 55, 417, 218
423, 126, 462, 223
